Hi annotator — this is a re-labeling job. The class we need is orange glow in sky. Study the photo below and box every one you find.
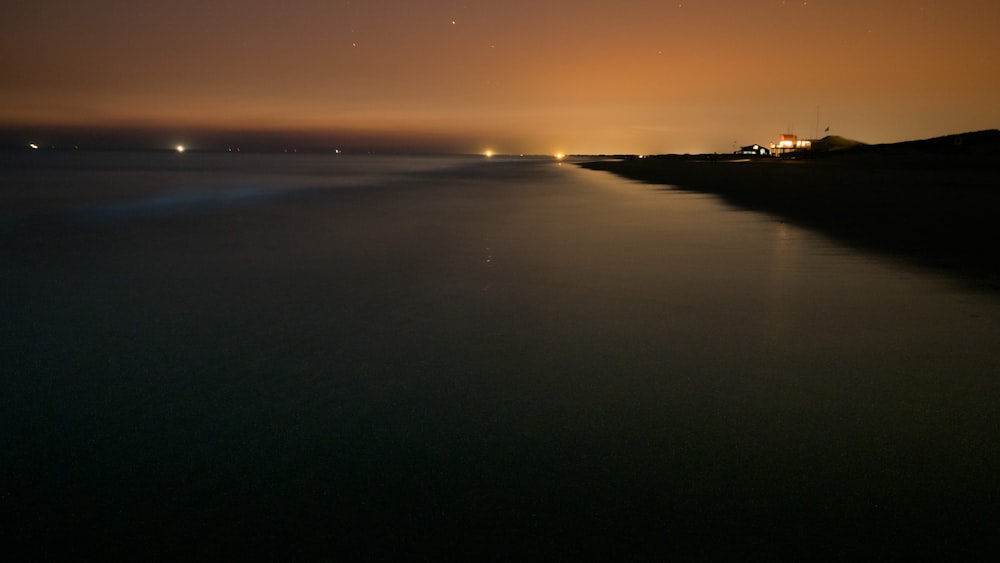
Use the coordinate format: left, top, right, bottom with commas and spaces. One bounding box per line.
2, 1, 998, 153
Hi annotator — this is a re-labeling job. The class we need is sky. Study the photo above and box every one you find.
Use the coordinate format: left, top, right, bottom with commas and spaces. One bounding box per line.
2, 0, 998, 154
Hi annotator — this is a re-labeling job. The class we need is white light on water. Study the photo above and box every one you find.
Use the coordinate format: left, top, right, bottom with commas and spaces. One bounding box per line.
176, 145, 185, 153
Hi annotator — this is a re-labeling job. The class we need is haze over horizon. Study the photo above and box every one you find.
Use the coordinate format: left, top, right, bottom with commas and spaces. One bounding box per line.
3, 0, 998, 154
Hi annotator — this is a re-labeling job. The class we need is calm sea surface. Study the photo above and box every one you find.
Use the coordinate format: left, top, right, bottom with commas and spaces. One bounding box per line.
3, 152, 999, 560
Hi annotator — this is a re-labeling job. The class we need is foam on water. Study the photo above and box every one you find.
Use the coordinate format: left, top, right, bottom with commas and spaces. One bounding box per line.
1, 152, 481, 222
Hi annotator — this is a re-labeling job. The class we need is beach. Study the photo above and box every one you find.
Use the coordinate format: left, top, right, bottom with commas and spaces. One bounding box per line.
580, 133, 1000, 287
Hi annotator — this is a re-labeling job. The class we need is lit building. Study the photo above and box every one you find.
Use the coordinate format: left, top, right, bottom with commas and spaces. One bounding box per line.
770, 134, 811, 156
736, 144, 770, 156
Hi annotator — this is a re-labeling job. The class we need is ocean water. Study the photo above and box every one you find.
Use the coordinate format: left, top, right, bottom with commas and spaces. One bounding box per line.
3, 152, 999, 560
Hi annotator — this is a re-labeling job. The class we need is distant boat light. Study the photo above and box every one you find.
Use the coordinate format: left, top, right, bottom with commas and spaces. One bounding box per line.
176, 145, 185, 153
29, 143, 39, 149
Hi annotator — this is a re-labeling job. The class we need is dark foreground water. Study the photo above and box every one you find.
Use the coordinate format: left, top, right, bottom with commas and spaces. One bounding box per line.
3, 152, 999, 561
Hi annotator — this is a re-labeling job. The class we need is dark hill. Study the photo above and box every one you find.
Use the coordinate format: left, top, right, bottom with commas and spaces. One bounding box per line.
803, 129, 1000, 161
883, 129, 1000, 154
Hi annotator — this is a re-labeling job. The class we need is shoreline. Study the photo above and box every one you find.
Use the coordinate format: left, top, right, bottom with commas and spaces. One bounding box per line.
580, 148, 1000, 289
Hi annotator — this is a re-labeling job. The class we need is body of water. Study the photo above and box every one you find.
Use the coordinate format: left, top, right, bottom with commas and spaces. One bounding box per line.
3, 152, 999, 560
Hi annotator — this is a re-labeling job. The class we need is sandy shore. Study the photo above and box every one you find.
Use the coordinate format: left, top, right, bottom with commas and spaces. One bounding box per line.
581, 143, 1000, 288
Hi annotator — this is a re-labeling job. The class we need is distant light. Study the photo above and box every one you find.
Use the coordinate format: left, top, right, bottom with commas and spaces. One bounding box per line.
176, 145, 185, 153
29, 143, 39, 149
485, 149, 494, 158
555, 152, 565, 160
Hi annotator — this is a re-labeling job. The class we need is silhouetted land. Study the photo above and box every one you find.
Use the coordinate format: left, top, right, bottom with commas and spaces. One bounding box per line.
581, 130, 1000, 288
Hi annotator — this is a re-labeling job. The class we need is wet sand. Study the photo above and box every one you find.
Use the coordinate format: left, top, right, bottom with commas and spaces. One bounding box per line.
4, 153, 1000, 561
580, 136, 1000, 288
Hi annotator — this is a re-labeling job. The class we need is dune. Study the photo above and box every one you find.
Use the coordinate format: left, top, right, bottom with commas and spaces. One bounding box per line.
808, 135, 866, 152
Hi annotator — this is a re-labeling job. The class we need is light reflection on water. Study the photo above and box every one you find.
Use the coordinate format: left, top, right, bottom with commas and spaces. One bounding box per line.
2, 153, 999, 559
